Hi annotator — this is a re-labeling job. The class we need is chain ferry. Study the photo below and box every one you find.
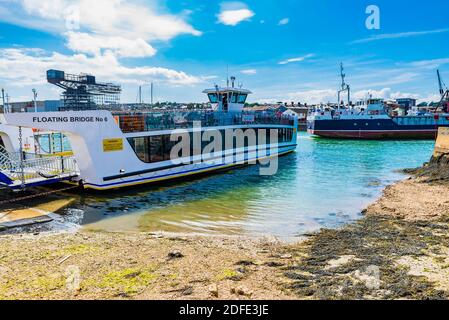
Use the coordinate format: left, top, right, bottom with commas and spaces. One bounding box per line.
2, 81, 298, 190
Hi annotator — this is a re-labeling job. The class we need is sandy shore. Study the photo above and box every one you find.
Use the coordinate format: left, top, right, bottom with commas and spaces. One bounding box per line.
1, 164, 449, 300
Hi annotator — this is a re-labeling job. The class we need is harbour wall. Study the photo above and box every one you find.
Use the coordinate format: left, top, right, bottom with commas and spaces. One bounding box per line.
432, 127, 449, 165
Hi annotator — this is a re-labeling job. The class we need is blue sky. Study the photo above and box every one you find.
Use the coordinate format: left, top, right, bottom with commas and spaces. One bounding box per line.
0, 0, 448, 104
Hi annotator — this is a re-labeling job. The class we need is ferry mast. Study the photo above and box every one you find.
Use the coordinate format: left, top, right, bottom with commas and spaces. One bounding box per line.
337, 63, 351, 111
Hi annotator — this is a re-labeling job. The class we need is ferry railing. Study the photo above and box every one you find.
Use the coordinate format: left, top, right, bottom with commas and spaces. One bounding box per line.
0, 151, 52, 170
1, 155, 79, 182
115, 111, 295, 133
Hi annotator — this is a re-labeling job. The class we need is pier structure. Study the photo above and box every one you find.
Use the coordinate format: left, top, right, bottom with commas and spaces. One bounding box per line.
433, 127, 449, 163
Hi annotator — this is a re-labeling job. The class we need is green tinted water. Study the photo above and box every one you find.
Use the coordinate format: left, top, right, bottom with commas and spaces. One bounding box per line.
66, 133, 434, 241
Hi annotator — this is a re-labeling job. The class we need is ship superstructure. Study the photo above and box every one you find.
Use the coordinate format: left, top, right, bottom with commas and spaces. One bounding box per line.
308, 66, 449, 139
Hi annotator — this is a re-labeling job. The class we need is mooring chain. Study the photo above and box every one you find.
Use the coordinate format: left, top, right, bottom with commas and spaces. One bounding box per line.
18, 126, 25, 190
0, 185, 79, 206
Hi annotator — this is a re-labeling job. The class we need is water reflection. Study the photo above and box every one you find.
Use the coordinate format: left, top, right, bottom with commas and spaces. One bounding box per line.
83, 154, 299, 235
60, 133, 435, 241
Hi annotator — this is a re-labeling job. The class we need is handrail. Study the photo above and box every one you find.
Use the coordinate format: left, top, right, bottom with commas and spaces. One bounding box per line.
0, 154, 79, 182
115, 111, 296, 133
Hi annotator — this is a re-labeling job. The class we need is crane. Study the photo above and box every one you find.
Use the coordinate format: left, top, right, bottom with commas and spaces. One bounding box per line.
436, 69, 449, 112
47, 70, 121, 111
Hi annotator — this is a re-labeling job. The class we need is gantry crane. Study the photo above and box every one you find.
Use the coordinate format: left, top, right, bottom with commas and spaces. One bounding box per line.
47, 70, 121, 111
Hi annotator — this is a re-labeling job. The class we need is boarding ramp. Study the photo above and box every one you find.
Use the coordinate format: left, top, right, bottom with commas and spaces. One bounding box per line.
0, 148, 79, 190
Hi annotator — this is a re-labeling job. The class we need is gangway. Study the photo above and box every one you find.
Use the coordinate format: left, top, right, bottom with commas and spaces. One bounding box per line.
0, 148, 79, 190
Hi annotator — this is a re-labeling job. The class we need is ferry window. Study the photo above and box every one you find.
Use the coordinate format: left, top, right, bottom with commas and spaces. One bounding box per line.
128, 135, 175, 164
278, 128, 293, 143
150, 136, 164, 163
231, 93, 238, 103
128, 128, 289, 164
238, 94, 248, 104
256, 129, 271, 145
208, 94, 218, 103
278, 129, 284, 143
163, 135, 177, 161
128, 137, 150, 163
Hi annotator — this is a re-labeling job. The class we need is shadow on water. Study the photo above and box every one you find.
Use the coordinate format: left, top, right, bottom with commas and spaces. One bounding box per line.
76, 153, 300, 235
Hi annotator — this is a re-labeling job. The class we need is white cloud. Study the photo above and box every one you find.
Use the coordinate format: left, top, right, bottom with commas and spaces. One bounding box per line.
407, 58, 449, 69
0, 0, 202, 58
283, 87, 425, 105
352, 88, 419, 101
351, 28, 449, 44
65, 32, 157, 58
0, 48, 203, 87
286, 89, 337, 104
278, 18, 289, 26
240, 69, 257, 75
279, 54, 315, 65
217, 2, 254, 26
418, 94, 443, 104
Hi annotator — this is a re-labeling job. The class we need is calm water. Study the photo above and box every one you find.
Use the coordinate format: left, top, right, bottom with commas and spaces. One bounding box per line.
60, 133, 434, 241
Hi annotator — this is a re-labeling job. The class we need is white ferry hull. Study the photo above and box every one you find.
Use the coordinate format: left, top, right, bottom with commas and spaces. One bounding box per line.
82, 146, 297, 190
5, 111, 298, 191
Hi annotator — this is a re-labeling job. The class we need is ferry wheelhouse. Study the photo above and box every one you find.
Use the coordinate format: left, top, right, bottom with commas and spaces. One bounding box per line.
3, 84, 298, 190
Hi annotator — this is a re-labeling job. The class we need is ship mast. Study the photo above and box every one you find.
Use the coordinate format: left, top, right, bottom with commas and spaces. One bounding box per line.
337, 63, 351, 111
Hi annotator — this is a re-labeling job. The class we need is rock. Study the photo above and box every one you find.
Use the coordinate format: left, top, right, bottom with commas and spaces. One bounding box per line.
264, 235, 280, 244
235, 260, 255, 266
280, 254, 293, 259
181, 286, 194, 296
168, 250, 184, 259
208, 283, 219, 297
264, 261, 284, 267
231, 285, 253, 297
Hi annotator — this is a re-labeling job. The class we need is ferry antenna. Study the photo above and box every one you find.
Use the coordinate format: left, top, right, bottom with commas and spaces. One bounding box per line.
337, 63, 351, 110
340, 62, 346, 89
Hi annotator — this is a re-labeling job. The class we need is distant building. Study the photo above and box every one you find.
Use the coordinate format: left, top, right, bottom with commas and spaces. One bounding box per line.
396, 98, 417, 110
6, 100, 62, 113
287, 107, 309, 121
